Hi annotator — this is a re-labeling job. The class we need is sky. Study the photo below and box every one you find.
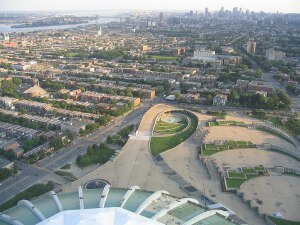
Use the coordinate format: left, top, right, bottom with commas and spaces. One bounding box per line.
0, 0, 299, 13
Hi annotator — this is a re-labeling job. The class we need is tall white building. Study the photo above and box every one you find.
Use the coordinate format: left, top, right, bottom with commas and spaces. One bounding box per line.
246, 39, 256, 55
266, 48, 285, 61
3, 33, 9, 42
97, 26, 102, 36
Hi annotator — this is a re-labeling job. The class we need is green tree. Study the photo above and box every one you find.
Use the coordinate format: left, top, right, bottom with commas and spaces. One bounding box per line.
175, 92, 181, 101
106, 135, 113, 144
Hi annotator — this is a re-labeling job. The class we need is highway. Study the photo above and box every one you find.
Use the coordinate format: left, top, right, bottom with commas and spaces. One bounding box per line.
0, 104, 150, 205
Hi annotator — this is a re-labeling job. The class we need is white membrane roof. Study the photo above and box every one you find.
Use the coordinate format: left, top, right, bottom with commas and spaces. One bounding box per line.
37, 207, 164, 225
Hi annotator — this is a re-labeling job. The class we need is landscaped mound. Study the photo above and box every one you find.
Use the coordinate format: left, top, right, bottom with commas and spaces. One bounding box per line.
150, 110, 198, 157
154, 113, 188, 135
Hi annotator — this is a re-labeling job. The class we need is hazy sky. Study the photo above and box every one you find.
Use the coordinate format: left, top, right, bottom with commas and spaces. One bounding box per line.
0, 0, 299, 13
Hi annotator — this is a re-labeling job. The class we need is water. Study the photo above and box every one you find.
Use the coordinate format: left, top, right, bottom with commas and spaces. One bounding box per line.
0, 18, 119, 33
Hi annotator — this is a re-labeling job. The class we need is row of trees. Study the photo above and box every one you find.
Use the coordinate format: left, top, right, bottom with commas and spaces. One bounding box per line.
28, 134, 73, 164
49, 136, 70, 151
251, 110, 300, 136
22, 136, 47, 153
229, 90, 291, 109
0, 111, 56, 131
51, 100, 99, 114
117, 124, 135, 138
80, 115, 112, 137
51, 98, 134, 117
41, 80, 64, 91
79, 123, 100, 136
90, 49, 126, 60
285, 119, 300, 136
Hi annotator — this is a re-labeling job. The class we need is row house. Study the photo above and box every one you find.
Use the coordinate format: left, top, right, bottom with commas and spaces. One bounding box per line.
247, 81, 275, 94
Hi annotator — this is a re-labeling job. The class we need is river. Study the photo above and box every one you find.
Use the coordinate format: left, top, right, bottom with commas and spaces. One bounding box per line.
0, 18, 119, 33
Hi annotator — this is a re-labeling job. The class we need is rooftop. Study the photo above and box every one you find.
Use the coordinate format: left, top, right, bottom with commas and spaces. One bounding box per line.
0, 186, 242, 225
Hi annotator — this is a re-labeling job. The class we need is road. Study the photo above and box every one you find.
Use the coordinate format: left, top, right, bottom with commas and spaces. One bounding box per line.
0, 104, 150, 205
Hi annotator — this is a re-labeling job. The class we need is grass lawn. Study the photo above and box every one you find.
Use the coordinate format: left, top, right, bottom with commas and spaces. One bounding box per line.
228, 171, 246, 178
154, 118, 187, 135
225, 166, 266, 189
225, 178, 246, 189
236, 140, 248, 145
150, 113, 198, 157
242, 168, 256, 174
205, 144, 219, 150
218, 145, 230, 150
267, 216, 300, 225
148, 55, 179, 61
254, 165, 265, 170
155, 123, 186, 134
201, 149, 219, 155
208, 120, 245, 127
208, 122, 218, 127
54, 170, 77, 180
200, 140, 252, 155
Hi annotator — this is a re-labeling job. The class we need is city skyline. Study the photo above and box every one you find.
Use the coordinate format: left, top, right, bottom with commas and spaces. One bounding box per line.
0, 0, 299, 13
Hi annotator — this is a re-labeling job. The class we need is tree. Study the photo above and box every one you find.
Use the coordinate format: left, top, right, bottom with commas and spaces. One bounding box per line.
256, 69, 263, 78
19, 108, 28, 115
87, 145, 94, 155
0, 168, 11, 182
126, 91, 133, 97
175, 93, 181, 101
277, 91, 291, 107
106, 88, 114, 95
66, 130, 74, 141
4, 150, 15, 160
286, 83, 298, 95
106, 135, 113, 144
52, 109, 59, 117
28, 153, 38, 164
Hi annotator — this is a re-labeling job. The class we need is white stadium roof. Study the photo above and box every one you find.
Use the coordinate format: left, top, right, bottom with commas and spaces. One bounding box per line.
37, 208, 163, 225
